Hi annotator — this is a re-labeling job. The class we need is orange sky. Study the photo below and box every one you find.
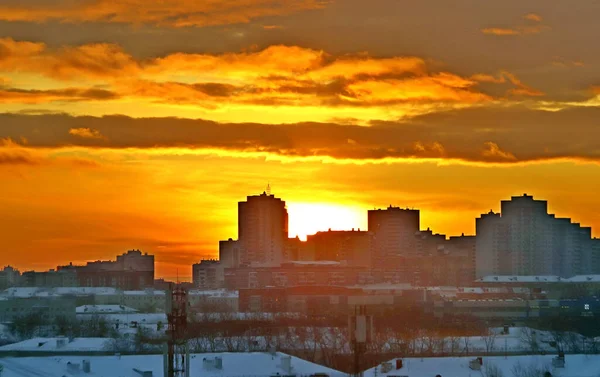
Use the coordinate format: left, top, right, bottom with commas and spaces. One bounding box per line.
1, 0, 600, 279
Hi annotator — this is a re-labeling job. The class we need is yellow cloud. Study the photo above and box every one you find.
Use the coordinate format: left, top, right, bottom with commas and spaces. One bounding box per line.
0, 0, 328, 27
482, 13, 549, 36
69, 128, 106, 140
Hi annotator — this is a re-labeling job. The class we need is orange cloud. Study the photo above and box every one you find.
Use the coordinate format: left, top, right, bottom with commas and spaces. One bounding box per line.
0, 39, 541, 109
0, 87, 119, 104
482, 13, 549, 36
524, 13, 543, 22
5, 106, 600, 165
481, 28, 520, 36
0, 0, 328, 27
69, 128, 106, 140
481, 142, 516, 161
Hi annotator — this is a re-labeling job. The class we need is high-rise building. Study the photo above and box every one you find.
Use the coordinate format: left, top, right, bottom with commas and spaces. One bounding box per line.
192, 260, 224, 289
219, 238, 241, 268
476, 194, 596, 278
306, 229, 372, 267
238, 192, 288, 267
0, 266, 21, 289
368, 206, 420, 267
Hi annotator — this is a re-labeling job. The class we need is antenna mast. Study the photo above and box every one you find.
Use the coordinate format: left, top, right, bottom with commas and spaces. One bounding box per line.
266, 183, 271, 196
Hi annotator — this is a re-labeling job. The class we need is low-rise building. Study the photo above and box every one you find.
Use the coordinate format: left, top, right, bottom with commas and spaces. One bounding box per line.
192, 260, 224, 289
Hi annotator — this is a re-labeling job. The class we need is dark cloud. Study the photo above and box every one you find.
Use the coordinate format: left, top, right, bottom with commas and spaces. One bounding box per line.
0, 87, 119, 103
1, 106, 600, 164
0, 151, 38, 165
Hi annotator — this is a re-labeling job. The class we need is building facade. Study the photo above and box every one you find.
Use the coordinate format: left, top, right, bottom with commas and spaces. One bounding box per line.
238, 192, 288, 267
192, 260, 224, 289
368, 206, 420, 268
0, 266, 21, 289
476, 194, 596, 278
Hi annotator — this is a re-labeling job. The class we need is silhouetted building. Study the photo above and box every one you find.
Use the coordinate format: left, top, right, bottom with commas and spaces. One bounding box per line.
224, 262, 367, 290
59, 249, 155, 290
22, 268, 78, 287
305, 228, 372, 267
369, 206, 420, 268
192, 259, 224, 289
219, 238, 241, 268
238, 192, 288, 267
0, 265, 21, 289
476, 194, 596, 278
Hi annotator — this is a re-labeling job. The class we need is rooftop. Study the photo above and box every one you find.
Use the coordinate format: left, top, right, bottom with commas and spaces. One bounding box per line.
0, 352, 346, 377
76, 305, 138, 314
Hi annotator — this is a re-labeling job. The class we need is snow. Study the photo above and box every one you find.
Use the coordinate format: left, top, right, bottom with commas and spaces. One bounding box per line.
0, 352, 345, 377
289, 260, 341, 266
76, 305, 138, 314
53, 287, 119, 295
567, 275, 600, 283
1, 287, 118, 298
123, 290, 165, 296
365, 354, 600, 377
477, 275, 563, 283
188, 289, 239, 298
0, 337, 110, 352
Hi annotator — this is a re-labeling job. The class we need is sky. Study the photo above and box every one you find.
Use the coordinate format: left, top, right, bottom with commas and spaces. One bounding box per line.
1, 0, 600, 279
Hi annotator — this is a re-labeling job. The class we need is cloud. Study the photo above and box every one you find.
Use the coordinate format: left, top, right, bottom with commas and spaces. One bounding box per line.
2, 107, 600, 164
524, 13, 543, 22
0, 138, 39, 165
481, 142, 516, 161
69, 128, 106, 140
0, 87, 119, 104
0, 39, 538, 110
0, 0, 328, 27
481, 28, 520, 36
482, 13, 549, 36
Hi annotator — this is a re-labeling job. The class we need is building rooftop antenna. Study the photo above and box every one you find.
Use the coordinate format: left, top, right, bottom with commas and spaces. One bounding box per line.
266, 183, 271, 196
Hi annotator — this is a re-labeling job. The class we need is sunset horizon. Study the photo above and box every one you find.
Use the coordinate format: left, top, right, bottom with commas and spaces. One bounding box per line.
2, 0, 600, 280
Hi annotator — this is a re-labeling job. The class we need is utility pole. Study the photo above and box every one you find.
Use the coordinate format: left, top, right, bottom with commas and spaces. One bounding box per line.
349, 305, 373, 377
164, 284, 190, 377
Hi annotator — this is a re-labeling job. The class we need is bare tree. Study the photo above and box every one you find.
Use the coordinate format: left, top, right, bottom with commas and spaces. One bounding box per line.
462, 336, 472, 356
448, 334, 461, 355
519, 328, 539, 354
483, 361, 504, 377
481, 328, 498, 354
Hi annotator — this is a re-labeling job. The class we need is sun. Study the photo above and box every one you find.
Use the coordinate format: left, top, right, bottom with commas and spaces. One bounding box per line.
286, 202, 367, 241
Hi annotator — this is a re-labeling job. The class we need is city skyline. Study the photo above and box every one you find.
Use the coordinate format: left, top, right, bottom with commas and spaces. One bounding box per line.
2, 0, 600, 280
3, 190, 598, 279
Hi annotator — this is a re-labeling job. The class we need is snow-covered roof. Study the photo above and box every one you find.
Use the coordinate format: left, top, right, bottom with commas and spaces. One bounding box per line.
2, 287, 47, 298
364, 354, 600, 377
90, 313, 167, 323
188, 289, 239, 297
289, 260, 341, 266
123, 290, 166, 296
0, 337, 110, 352
76, 305, 138, 314
54, 287, 118, 295
477, 275, 562, 283
567, 275, 600, 282
1, 287, 119, 298
477, 275, 600, 283
0, 352, 346, 377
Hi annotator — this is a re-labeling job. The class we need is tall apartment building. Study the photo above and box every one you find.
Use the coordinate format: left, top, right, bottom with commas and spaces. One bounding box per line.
238, 192, 288, 267
476, 194, 596, 278
0, 265, 21, 289
305, 229, 372, 267
192, 260, 224, 289
368, 206, 420, 267
219, 238, 241, 268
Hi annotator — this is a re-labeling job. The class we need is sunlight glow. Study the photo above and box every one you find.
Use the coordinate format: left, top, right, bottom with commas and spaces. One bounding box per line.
286, 202, 367, 240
